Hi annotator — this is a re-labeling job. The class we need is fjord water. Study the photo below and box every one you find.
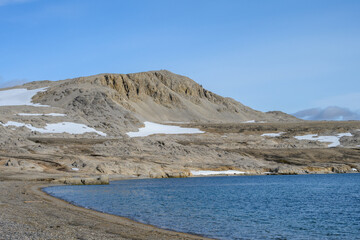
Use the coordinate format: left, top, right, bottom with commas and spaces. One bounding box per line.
44, 174, 360, 239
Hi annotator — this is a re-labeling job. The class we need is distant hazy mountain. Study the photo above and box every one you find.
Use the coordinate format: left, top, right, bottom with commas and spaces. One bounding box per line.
0, 79, 29, 88
293, 106, 360, 121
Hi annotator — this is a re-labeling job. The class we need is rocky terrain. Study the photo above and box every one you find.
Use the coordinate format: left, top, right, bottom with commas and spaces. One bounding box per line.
0, 70, 359, 181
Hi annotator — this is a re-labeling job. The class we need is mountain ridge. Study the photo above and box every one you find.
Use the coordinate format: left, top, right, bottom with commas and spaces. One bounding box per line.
293, 106, 360, 121
24, 70, 299, 132
1, 70, 359, 182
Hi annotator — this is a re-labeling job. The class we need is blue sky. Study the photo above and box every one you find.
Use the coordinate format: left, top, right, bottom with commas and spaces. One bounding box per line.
0, 0, 359, 114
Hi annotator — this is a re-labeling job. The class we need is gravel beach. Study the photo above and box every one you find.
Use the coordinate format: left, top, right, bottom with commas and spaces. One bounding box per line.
0, 177, 209, 240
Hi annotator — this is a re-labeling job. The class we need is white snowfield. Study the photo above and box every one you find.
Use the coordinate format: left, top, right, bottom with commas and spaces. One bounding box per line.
126, 121, 204, 137
0, 87, 49, 107
191, 170, 246, 176
17, 113, 67, 116
261, 132, 285, 137
294, 133, 352, 148
0, 121, 106, 136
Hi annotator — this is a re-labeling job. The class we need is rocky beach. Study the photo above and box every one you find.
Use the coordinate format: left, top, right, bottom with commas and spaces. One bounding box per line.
0, 174, 208, 239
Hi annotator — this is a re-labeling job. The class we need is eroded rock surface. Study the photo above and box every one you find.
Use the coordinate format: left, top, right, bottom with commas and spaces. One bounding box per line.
0, 71, 359, 180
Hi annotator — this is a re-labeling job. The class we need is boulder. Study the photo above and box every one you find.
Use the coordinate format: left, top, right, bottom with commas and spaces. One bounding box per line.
53, 175, 109, 185
4, 159, 19, 167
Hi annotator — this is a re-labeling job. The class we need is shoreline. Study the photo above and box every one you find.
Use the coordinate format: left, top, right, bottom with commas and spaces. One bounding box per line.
1, 172, 359, 239
39, 173, 360, 239
0, 177, 210, 240
35, 181, 210, 240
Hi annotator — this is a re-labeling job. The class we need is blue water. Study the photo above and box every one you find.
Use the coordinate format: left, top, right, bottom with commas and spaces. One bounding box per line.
44, 174, 360, 240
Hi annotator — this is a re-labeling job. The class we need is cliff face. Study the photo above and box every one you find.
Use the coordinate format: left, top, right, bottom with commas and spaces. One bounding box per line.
95, 70, 235, 107
30, 70, 298, 131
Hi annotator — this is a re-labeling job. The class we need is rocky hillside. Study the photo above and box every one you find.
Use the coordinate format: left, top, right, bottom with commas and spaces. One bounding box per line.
1, 71, 360, 180
25, 70, 298, 134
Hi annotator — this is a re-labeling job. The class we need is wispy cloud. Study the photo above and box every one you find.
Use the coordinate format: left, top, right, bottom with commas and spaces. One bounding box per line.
0, 0, 33, 7
293, 106, 360, 121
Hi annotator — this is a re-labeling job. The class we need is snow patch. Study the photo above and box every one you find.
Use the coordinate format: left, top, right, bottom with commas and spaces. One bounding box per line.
243, 120, 255, 123
1, 121, 24, 127
163, 121, 190, 124
191, 170, 245, 176
294, 133, 352, 148
352, 168, 358, 172
261, 132, 285, 137
0, 121, 106, 136
126, 121, 204, 137
71, 168, 79, 171
0, 87, 49, 107
17, 113, 66, 116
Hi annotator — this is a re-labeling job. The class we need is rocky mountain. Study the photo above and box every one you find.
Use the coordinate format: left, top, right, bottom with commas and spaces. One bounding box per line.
4, 70, 358, 181
19, 70, 297, 135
